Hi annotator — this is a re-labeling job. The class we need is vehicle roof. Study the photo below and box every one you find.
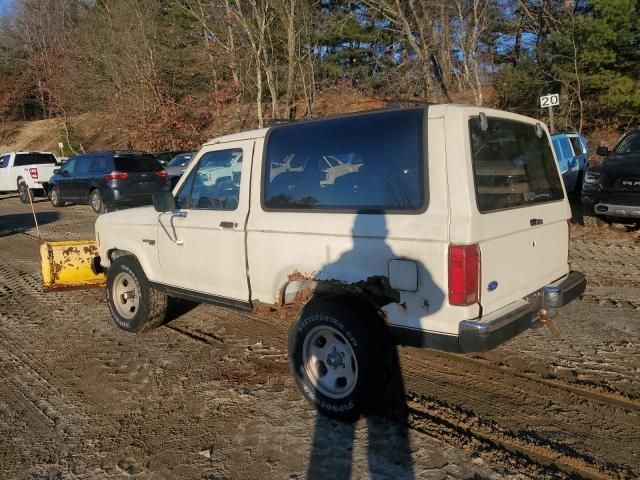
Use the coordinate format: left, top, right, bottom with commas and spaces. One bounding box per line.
72, 151, 154, 157
1, 151, 55, 155
203, 104, 546, 145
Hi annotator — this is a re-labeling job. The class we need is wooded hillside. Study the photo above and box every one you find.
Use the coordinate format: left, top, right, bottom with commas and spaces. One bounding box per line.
0, 0, 638, 153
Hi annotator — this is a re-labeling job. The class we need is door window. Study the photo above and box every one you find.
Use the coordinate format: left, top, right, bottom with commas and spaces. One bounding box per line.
176, 149, 243, 211
75, 157, 93, 175
0, 155, 8, 168
61, 158, 77, 176
568, 136, 584, 155
558, 138, 574, 159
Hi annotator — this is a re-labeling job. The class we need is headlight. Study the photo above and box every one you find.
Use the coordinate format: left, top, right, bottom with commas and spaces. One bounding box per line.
584, 171, 600, 184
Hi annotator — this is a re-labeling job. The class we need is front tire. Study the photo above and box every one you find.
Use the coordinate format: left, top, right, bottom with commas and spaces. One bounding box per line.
288, 296, 389, 422
49, 186, 65, 207
106, 256, 167, 333
89, 189, 105, 214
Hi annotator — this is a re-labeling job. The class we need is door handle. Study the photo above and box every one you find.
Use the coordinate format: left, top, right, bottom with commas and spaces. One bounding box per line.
220, 221, 236, 229
173, 211, 188, 218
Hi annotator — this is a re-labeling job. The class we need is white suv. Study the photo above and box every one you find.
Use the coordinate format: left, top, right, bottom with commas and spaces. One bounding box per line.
94, 105, 586, 420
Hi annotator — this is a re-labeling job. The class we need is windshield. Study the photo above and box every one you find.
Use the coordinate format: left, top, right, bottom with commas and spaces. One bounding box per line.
470, 117, 564, 213
614, 131, 640, 154
14, 153, 57, 166
168, 153, 195, 167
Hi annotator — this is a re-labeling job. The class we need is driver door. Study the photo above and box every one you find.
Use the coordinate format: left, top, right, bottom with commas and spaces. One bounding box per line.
156, 140, 254, 303
0, 155, 10, 191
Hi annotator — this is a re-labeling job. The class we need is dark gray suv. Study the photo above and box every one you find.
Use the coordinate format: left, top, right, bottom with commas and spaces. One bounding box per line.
48, 151, 168, 213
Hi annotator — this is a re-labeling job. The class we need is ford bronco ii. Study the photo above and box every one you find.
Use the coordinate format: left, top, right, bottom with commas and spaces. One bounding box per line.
93, 105, 586, 419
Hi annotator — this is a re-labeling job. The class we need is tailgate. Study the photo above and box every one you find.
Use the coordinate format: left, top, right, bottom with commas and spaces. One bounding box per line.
479, 216, 569, 315
464, 114, 570, 315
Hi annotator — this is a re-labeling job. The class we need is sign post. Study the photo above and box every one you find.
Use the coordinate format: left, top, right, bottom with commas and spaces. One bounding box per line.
539, 94, 560, 134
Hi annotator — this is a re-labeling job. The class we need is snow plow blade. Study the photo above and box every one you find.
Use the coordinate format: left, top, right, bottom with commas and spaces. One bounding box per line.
40, 240, 106, 292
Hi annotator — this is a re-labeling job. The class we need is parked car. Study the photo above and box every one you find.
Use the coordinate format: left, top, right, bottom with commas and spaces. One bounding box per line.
551, 133, 589, 194
165, 152, 196, 190
0, 151, 59, 203
152, 150, 187, 167
48, 151, 168, 213
93, 106, 586, 420
582, 129, 640, 224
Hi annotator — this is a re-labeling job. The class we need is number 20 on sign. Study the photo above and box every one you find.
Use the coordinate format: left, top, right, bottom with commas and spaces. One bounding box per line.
540, 94, 560, 108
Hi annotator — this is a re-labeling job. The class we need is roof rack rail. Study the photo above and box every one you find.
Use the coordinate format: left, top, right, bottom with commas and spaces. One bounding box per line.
266, 118, 299, 127
384, 98, 434, 108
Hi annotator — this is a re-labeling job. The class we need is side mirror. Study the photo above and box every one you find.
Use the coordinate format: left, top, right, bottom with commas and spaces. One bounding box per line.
596, 146, 610, 157
153, 191, 176, 212
53, 168, 61, 175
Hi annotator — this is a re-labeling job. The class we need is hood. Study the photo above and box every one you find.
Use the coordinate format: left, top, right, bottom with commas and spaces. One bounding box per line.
96, 205, 158, 228
601, 153, 640, 175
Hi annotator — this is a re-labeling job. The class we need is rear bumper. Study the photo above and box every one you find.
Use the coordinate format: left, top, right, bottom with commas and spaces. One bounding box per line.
458, 271, 587, 352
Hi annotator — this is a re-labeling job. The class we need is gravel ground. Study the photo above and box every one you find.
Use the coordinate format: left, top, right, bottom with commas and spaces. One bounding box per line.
0, 194, 639, 480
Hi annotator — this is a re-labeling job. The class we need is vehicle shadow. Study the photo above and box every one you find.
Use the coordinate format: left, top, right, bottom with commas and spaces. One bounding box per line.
305, 213, 445, 478
0, 212, 60, 237
163, 298, 200, 324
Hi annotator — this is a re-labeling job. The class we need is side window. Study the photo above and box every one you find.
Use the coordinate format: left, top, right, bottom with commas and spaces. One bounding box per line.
61, 158, 77, 175
0, 155, 9, 168
176, 149, 243, 210
263, 109, 425, 211
559, 138, 575, 159
91, 156, 111, 173
568, 136, 583, 155
75, 157, 93, 175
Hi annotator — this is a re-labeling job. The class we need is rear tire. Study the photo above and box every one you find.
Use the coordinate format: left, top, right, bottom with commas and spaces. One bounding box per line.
89, 189, 105, 214
49, 186, 65, 207
288, 296, 390, 422
17, 180, 33, 204
106, 255, 167, 333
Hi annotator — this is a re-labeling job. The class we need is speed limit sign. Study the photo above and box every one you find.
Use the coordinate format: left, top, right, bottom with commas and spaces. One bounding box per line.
540, 94, 560, 108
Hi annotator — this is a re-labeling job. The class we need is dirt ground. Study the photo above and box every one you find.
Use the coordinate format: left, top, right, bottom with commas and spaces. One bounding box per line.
0, 194, 639, 480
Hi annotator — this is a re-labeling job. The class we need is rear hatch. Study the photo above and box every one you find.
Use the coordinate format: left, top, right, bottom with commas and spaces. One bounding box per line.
112, 154, 167, 195
468, 116, 570, 315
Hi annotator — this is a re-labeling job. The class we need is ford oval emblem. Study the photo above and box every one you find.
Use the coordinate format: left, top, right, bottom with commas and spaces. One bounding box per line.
488, 281, 498, 292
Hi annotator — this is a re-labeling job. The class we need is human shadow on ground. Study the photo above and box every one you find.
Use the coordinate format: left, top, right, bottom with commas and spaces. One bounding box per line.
305, 213, 445, 479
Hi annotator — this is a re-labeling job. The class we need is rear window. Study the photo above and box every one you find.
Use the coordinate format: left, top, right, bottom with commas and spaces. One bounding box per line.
263, 109, 425, 211
114, 156, 162, 172
470, 117, 564, 213
14, 153, 57, 166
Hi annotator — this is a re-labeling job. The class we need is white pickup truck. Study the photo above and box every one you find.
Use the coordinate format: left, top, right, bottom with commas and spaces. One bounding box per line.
94, 105, 586, 420
0, 151, 59, 203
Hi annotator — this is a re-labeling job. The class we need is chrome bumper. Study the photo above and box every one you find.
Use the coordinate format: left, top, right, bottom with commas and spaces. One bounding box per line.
458, 271, 587, 352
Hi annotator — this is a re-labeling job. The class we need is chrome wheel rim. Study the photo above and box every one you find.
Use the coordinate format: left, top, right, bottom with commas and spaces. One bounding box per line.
302, 325, 358, 399
91, 193, 101, 211
18, 183, 27, 201
50, 189, 58, 204
112, 271, 140, 319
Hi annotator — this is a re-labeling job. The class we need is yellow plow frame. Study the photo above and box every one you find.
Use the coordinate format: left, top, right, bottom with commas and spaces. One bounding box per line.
40, 240, 106, 292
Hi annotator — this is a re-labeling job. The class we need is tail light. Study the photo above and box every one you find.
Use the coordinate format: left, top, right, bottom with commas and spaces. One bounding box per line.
28, 168, 38, 179
155, 170, 168, 178
104, 171, 129, 180
448, 244, 480, 306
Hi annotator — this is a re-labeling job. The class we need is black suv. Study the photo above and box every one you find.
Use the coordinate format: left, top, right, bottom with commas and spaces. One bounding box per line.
582, 130, 640, 224
48, 151, 168, 213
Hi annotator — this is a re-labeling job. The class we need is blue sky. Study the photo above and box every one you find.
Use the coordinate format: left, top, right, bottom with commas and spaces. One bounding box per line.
0, 0, 13, 16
